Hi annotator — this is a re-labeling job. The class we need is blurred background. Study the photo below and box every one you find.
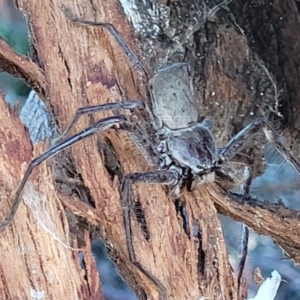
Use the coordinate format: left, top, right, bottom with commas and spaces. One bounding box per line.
1, 1, 300, 299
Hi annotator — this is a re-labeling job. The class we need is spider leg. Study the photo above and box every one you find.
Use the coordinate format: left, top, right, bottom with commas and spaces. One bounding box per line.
53, 100, 159, 166
262, 123, 300, 174
61, 5, 148, 77
220, 119, 300, 175
237, 223, 249, 295
60, 7, 162, 165
55, 101, 144, 142
219, 119, 264, 160
121, 170, 180, 300
237, 167, 252, 294
0, 115, 127, 231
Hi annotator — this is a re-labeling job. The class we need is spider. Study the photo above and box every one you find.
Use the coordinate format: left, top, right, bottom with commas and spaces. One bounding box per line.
2, 7, 300, 300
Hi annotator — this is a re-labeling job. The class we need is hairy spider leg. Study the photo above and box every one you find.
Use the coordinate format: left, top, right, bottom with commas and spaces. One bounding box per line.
121, 170, 180, 300
61, 6, 163, 130
0, 115, 127, 231
219, 117, 300, 295
262, 124, 300, 175
54, 100, 159, 166
56, 100, 144, 141
220, 118, 300, 175
61, 9, 173, 297
61, 5, 148, 78
220, 119, 265, 160
237, 167, 252, 295
237, 224, 249, 295
61, 7, 284, 298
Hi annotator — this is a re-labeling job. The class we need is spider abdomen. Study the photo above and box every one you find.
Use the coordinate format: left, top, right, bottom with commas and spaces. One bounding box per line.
151, 63, 198, 130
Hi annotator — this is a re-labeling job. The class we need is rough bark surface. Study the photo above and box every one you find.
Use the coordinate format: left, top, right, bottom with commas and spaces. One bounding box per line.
0, 97, 103, 299
0, 0, 300, 299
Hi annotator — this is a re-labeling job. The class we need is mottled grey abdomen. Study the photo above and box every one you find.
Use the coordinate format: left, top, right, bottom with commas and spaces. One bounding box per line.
151, 63, 198, 130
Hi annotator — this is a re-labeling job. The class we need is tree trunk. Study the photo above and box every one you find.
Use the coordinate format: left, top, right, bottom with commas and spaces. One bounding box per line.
0, 0, 300, 299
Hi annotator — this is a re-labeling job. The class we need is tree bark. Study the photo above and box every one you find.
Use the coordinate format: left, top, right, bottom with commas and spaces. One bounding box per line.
0, 0, 300, 299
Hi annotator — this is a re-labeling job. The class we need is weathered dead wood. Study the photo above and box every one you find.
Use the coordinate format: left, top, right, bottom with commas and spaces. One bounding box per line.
0, 0, 300, 299
0, 0, 236, 299
211, 185, 300, 262
0, 95, 104, 299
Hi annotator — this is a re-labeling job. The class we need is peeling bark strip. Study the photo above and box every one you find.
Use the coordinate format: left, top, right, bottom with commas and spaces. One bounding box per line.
0, 0, 300, 299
